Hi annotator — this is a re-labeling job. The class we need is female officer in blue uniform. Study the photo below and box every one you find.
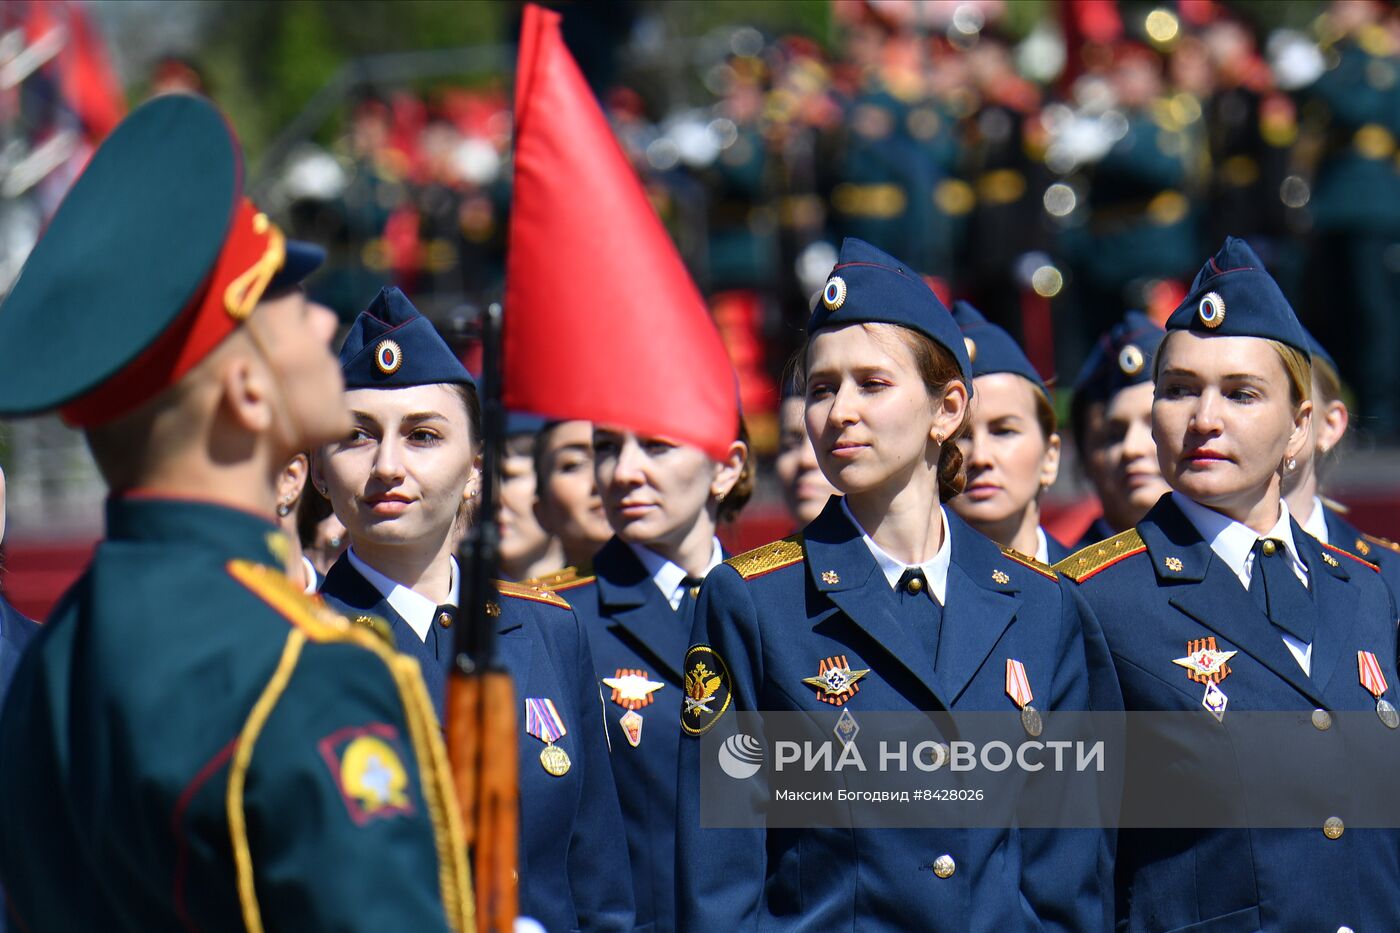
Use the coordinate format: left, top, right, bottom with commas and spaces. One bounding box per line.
1283, 328, 1400, 596
1068, 311, 1171, 549
676, 239, 1117, 932
1057, 237, 1400, 932
315, 287, 634, 933
540, 415, 750, 932
947, 301, 1071, 564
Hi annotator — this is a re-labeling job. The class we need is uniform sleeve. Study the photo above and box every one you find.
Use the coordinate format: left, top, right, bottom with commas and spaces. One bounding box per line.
675, 564, 768, 933
563, 609, 636, 932
1017, 580, 1120, 933
235, 638, 464, 932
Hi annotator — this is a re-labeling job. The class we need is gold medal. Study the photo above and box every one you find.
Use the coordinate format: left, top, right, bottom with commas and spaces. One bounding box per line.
540, 743, 572, 776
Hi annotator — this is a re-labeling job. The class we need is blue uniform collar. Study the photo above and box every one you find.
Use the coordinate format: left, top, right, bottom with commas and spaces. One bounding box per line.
839, 497, 951, 604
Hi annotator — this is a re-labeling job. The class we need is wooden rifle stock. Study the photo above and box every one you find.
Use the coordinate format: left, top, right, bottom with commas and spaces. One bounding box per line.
448, 301, 518, 933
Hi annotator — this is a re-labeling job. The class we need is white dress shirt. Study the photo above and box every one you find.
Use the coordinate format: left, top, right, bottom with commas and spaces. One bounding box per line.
1034, 527, 1051, 565
842, 498, 952, 606
1172, 493, 1312, 674
300, 556, 319, 595
346, 547, 459, 643
627, 538, 725, 611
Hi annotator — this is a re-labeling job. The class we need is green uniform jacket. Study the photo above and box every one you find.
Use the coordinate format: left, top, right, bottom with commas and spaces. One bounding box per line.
0, 496, 473, 932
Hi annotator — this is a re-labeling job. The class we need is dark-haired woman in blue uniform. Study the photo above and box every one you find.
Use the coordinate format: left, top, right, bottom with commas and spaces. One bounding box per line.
539, 417, 751, 932
947, 301, 1071, 564
1057, 237, 1400, 932
315, 287, 633, 933
675, 239, 1117, 932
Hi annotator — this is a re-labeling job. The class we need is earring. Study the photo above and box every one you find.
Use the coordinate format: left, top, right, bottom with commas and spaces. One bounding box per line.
276, 500, 293, 517
1285, 457, 1297, 472
932, 433, 944, 444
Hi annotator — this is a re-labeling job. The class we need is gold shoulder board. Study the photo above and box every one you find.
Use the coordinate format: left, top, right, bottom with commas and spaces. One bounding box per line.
1054, 529, 1146, 583
1325, 542, 1381, 573
527, 563, 597, 593
725, 535, 804, 580
1362, 533, 1400, 556
495, 579, 572, 609
999, 546, 1058, 580
227, 559, 377, 646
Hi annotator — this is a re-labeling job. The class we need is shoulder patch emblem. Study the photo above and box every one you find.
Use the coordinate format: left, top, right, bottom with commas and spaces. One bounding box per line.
999, 546, 1057, 580
725, 535, 804, 580
682, 645, 733, 736
1362, 533, 1400, 556
352, 614, 396, 648
495, 579, 572, 609
317, 723, 415, 825
1054, 529, 1147, 582
1324, 542, 1380, 573
227, 559, 352, 642
528, 563, 597, 592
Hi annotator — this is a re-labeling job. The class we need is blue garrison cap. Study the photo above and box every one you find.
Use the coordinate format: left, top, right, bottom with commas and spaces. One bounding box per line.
808, 238, 973, 391
950, 301, 1048, 400
1072, 310, 1166, 403
1166, 237, 1309, 357
339, 287, 475, 389
1301, 325, 1338, 377
506, 412, 548, 436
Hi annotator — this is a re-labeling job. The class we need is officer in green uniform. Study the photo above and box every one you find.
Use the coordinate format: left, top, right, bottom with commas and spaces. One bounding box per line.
0, 96, 473, 931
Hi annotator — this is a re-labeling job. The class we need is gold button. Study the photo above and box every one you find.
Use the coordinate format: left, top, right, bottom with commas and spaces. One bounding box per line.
1323, 816, 1344, 839
1262, 539, 1278, 557
932, 854, 955, 878
1312, 709, 1333, 731
438, 612, 453, 629
907, 576, 924, 594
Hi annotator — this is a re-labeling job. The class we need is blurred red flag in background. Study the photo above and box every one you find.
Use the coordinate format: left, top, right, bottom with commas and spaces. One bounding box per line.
503, 3, 739, 461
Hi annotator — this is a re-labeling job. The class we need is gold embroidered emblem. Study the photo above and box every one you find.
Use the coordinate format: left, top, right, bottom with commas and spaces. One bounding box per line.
992, 569, 1010, 585
822, 570, 840, 584
1165, 557, 1184, 572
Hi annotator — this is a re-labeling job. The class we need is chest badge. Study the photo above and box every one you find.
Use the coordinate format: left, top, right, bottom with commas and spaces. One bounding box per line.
682, 645, 733, 736
604, 669, 665, 748
1174, 637, 1236, 722
803, 655, 870, 706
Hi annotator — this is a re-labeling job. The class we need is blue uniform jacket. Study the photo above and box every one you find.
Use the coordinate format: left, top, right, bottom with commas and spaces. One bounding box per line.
1322, 505, 1400, 602
320, 557, 635, 933
551, 537, 690, 933
1059, 494, 1400, 933
676, 498, 1119, 932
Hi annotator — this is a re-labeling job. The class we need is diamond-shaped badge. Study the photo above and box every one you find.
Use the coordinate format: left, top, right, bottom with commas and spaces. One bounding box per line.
834, 707, 859, 746
1202, 681, 1228, 722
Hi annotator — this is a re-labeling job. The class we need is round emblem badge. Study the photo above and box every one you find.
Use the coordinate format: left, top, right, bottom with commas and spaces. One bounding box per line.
1118, 343, 1145, 376
375, 339, 403, 375
822, 276, 847, 310
1197, 291, 1226, 329
964, 336, 977, 363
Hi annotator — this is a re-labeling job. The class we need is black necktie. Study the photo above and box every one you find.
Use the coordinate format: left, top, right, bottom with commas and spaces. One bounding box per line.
897, 568, 944, 668
675, 576, 705, 631
1248, 538, 1316, 644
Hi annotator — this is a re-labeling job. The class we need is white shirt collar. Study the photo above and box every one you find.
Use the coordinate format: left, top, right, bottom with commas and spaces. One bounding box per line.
841, 497, 952, 605
626, 538, 725, 611
1171, 492, 1307, 590
345, 546, 459, 643
300, 555, 319, 595
1300, 495, 1330, 546
1034, 526, 1050, 565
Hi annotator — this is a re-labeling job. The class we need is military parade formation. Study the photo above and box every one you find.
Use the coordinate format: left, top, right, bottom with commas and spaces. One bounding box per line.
2, 1, 1400, 931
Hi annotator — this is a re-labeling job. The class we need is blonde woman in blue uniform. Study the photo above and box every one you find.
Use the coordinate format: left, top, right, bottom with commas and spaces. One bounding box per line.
315, 287, 634, 933
948, 301, 1071, 564
1057, 237, 1400, 932
1283, 328, 1400, 596
675, 239, 1117, 932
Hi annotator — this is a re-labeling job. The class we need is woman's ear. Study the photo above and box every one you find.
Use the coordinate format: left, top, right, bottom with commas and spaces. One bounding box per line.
1039, 432, 1062, 490
308, 449, 330, 499
1285, 398, 1314, 465
711, 438, 748, 500
931, 380, 969, 444
463, 453, 483, 501
1316, 398, 1349, 454
277, 452, 310, 505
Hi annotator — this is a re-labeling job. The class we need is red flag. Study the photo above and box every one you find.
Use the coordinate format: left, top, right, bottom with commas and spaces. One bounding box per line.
504, 3, 738, 461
